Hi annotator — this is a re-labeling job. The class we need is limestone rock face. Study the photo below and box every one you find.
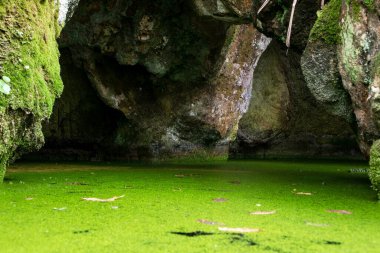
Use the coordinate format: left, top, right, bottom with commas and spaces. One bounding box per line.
230, 41, 361, 159
301, 0, 353, 123
0, 0, 63, 180
191, 0, 253, 22
334, 1, 380, 197
301, 42, 353, 122
291, 1, 380, 160
55, 0, 270, 159
338, 1, 380, 157
59, 0, 80, 24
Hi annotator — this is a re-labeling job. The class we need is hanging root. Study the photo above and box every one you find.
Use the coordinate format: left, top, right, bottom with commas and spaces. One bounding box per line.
286, 0, 298, 48
321, 0, 325, 9
257, 0, 271, 14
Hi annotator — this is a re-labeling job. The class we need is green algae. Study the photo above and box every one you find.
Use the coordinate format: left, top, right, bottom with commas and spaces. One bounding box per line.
0, 160, 379, 253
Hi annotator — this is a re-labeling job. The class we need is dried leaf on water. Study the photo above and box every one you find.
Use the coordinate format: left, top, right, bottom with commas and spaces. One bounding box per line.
295, 192, 313, 196
305, 222, 329, 227
197, 219, 224, 226
327, 210, 352, 215
250, 210, 276, 215
82, 195, 125, 202
218, 227, 260, 233
213, 198, 228, 203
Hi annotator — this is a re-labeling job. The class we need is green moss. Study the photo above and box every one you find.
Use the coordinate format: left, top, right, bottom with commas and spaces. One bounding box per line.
363, 0, 375, 10
0, 0, 63, 116
371, 52, 380, 77
369, 140, 380, 198
348, 0, 375, 20
340, 11, 363, 84
309, 0, 342, 44
274, 6, 289, 27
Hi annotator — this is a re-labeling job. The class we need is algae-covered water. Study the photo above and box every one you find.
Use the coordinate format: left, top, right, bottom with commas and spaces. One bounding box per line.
1, 160, 379, 253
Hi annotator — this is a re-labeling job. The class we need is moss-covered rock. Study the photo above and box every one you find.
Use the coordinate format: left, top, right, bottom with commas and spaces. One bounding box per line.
230, 41, 361, 160
301, 0, 354, 123
337, 0, 380, 157
0, 0, 63, 180
309, 0, 342, 45
369, 140, 380, 198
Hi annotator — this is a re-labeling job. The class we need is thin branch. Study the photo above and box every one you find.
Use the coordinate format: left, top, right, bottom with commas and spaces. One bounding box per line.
257, 0, 271, 14
286, 0, 298, 48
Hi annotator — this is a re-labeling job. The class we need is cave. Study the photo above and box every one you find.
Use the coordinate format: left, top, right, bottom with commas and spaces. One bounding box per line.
0, 0, 379, 252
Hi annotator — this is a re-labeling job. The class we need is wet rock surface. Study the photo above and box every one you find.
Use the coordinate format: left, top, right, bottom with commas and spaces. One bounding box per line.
301, 41, 354, 123
230, 41, 361, 160
38, 0, 270, 160
338, 1, 380, 157
0, 0, 63, 180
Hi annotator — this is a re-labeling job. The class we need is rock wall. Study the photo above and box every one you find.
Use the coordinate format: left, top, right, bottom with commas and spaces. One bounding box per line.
35, 0, 365, 162
338, 1, 380, 196
300, 0, 380, 195
230, 41, 361, 160
338, 1, 380, 157
35, 0, 270, 160
230, 0, 362, 160
0, 0, 63, 180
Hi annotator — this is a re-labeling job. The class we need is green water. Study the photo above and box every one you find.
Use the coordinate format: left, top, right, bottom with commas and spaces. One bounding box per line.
0, 160, 379, 253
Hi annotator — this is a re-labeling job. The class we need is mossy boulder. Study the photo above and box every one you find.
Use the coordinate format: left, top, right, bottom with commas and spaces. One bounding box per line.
369, 140, 380, 198
301, 0, 354, 123
0, 0, 63, 180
